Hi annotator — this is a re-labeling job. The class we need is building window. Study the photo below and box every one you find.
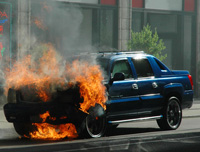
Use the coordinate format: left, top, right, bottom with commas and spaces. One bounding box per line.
148, 14, 177, 33
145, 0, 182, 11
147, 13, 180, 69
132, 12, 143, 32
31, 1, 117, 54
100, 9, 114, 49
183, 15, 192, 72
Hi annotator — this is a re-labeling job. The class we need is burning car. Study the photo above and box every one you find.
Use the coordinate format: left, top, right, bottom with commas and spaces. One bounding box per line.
3, 50, 193, 139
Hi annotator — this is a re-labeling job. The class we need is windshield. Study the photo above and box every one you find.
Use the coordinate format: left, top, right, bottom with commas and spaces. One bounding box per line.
96, 58, 109, 80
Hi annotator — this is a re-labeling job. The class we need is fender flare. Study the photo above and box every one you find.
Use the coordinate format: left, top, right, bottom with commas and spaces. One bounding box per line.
163, 83, 184, 101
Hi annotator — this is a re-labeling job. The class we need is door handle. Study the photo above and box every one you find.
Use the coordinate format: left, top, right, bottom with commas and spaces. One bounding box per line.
132, 83, 138, 90
152, 82, 158, 88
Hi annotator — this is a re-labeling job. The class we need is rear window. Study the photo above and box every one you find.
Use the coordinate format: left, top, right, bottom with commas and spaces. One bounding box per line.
154, 58, 168, 71
132, 58, 154, 78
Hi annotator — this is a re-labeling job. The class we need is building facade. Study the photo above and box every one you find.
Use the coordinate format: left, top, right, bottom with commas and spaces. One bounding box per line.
0, 0, 199, 96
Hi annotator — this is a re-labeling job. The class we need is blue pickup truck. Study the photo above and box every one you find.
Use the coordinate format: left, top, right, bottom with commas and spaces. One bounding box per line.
4, 51, 193, 138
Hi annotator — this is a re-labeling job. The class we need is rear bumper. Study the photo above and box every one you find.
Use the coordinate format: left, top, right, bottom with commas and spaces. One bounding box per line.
4, 102, 86, 124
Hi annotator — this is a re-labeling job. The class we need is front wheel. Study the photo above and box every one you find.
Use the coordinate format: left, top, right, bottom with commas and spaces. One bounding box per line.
85, 114, 106, 138
157, 97, 182, 130
80, 104, 107, 138
13, 122, 35, 137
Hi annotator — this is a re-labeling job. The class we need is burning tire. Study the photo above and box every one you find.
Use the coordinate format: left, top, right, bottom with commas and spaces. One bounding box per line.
80, 104, 107, 138
157, 96, 182, 130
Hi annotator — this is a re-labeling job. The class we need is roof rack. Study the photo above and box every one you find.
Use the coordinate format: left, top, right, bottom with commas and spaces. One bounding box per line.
99, 51, 145, 55
119, 51, 145, 54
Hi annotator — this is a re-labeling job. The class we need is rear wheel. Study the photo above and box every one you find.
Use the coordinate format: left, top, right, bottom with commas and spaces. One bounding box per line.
157, 96, 182, 130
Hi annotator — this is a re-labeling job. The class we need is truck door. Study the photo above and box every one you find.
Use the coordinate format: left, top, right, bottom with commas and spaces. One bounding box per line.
107, 58, 140, 122
131, 57, 163, 116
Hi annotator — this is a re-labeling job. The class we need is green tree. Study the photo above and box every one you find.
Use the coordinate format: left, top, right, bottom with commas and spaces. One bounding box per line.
127, 24, 167, 61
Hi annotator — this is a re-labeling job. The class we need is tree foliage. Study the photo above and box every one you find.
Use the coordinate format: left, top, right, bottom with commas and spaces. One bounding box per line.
128, 24, 167, 61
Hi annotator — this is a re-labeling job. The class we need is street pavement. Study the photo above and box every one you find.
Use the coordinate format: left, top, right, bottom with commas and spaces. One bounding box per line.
0, 100, 200, 151
182, 99, 200, 118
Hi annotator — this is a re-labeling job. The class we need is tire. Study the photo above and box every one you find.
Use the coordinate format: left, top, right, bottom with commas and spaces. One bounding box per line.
13, 123, 35, 138
80, 104, 107, 138
157, 96, 182, 130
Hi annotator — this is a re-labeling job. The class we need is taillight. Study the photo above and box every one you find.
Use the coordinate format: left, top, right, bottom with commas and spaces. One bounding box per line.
187, 74, 194, 90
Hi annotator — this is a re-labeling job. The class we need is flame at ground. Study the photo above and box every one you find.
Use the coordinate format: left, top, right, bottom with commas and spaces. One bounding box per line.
30, 112, 78, 140
4, 43, 107, 140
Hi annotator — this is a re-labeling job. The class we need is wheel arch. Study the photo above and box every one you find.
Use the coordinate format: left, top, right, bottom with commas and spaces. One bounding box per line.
165, 92, 182, 104
163, 83, 184, 104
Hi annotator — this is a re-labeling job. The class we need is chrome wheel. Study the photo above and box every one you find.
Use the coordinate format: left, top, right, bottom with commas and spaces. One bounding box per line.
166, 99, 182, 129
86, 114, 106, 138
157, 97, 182, 130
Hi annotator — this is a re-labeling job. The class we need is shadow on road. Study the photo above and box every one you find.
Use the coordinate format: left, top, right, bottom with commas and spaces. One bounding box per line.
106, 127, 160, 136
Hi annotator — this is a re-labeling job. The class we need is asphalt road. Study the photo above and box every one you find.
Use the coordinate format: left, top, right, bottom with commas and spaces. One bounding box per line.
1, 117, 200, 152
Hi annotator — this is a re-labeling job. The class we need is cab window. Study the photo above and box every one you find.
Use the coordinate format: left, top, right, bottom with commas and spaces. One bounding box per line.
132, 58, 154, 78
111, 60, 133, 79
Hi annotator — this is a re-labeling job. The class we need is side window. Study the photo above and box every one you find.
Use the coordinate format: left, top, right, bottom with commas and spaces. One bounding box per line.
112, 60, 133, 79
132, 58, 154, 78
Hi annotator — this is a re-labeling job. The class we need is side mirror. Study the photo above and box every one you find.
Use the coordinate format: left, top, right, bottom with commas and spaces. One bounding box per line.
113, 72, 125, 81
110, 72, 124, 82
109, 73, 125, 85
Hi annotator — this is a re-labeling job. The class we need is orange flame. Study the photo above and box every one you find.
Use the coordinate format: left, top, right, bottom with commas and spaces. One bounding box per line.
70, 61, 107, 113
5, 44, 65, 102
4, 44, 107, 140
30, 123, 78, 140
30, 112, 78, 140
40, 111, 56, 122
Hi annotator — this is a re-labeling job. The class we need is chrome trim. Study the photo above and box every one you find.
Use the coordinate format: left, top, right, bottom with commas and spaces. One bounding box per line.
152, 82, 158, 88
110, 95, 140, 99
140, 93, 161, 97
108, 115, 163, 124
110, 93, 161, 100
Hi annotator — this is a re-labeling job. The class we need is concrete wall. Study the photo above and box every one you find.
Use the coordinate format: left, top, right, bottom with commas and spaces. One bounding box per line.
118, 0, 132, 51
17, 0, 31, 59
